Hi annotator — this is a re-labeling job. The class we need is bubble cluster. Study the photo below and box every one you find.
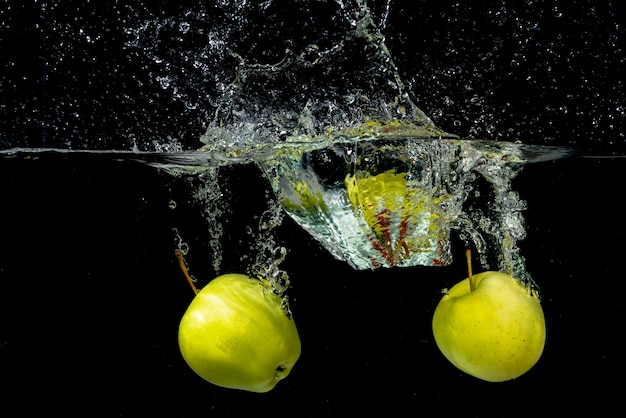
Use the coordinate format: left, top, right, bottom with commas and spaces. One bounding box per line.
245, 195, 291, 298
191, 169, 225, 275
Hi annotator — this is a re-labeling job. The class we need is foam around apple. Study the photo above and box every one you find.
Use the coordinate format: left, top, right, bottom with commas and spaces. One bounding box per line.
432, 252, 546, 382
178, 273, 301, 392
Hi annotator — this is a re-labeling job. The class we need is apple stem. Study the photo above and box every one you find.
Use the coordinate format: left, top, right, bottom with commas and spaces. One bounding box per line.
466, 249, 475, 292
175, 249, 199, 295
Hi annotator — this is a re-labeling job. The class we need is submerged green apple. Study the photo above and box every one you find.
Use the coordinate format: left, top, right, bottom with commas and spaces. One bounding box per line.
178, 273, 301, 392
432, 252, 546, 382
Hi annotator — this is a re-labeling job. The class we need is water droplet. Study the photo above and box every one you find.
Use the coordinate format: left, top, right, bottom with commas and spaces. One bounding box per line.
157, 76, 171, 89
179, 21, 190, 34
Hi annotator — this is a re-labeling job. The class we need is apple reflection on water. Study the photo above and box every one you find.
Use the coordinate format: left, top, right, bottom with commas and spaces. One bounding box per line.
260, 120, 539, 279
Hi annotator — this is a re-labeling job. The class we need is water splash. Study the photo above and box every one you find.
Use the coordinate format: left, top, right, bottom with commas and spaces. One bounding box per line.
125, 0, 448, 153
119, 0, 575, 290
259, 121, 538, 287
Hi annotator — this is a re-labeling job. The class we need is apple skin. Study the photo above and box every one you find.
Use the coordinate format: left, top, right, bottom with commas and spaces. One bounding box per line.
432, 271, 546, 382
178, 274, 301, 392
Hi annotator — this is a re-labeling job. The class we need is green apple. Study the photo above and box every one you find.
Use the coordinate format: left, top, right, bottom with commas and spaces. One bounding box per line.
432, 259, 546, 382
178, 273, 301, 392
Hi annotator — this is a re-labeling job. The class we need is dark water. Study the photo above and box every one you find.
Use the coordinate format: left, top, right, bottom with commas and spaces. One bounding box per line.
1, 152, 624, 416
1, 1, 625, 416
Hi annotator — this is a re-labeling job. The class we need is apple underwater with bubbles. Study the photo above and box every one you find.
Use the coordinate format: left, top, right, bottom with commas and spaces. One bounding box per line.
178, 273, 301, 392
432, 253, 546, 382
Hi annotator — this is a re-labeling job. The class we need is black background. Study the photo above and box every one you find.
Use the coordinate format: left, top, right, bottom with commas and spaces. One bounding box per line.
2, 0, 624, 154
1, 1, 625, 416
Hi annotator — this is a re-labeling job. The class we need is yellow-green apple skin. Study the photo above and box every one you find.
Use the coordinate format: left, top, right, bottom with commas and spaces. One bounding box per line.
432, 271, 546, 382
178, 273, 301, 392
